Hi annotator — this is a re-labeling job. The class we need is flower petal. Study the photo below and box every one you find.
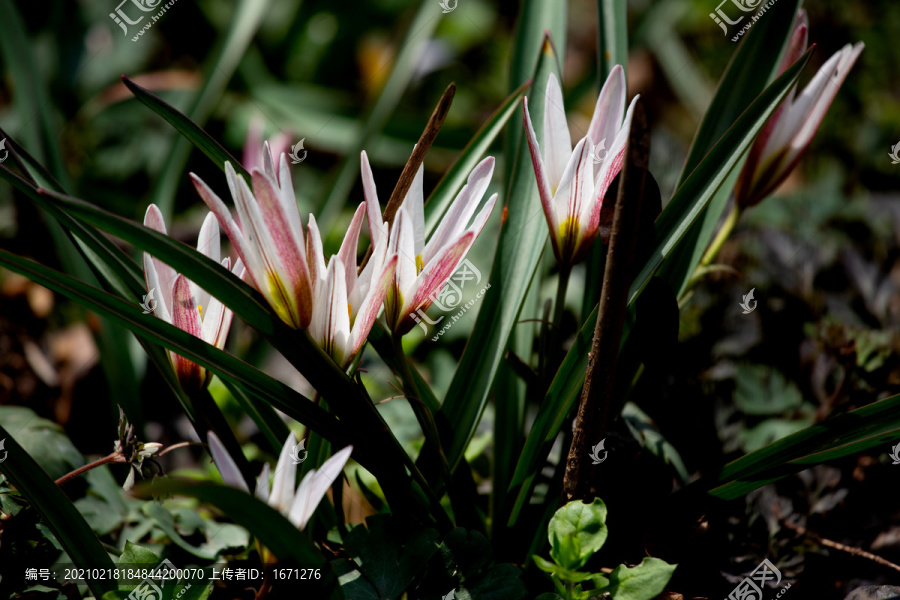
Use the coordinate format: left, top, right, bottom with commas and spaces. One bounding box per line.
171, 274, 204, 390
255, 462, 270, 502
523, 98, 558, 256
385, 207, 418, 329
403, 163, 426, 257
361, 151, 388, 245
542, 73, 573, 191
349, 253, 398, 360
306, 214, 327, 295
423, 156, 494, 265
288, 445, 353, 530
587, 65, 627, 153
207, 431, 249, 492
269, 432, 299, 515
143, 204, 178, 316
142, 253, 171, 323
554, 137, 595, 262
338, 202, 366, 294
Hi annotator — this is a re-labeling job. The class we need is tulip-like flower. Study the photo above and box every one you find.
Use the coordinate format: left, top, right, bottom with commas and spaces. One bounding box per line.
735, 11, 863, 208
306, 202, 398, 366
361, 151, 497, 335
142, 205, 244, 391
522, 67, 638, 266
207, 431, 352, 531
243, 117, 292, 173
191, 146, 315, 330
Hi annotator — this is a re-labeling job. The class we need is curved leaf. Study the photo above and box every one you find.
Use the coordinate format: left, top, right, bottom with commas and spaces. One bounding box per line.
0, 424, 116, 598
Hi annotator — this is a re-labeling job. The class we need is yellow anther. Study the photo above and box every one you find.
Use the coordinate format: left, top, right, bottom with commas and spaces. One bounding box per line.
415, 254, 425, 274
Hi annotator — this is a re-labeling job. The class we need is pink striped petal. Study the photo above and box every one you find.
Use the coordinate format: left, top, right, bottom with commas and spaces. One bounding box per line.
338, 202, 367, 294
171, 274, 204, 391
398, 231, 475, 335
523, 99, 559, 257
306, 214, 327, 295
404, 163, 426, 256
361, 151, 387, 246
423, 156, 495, 265
555, 137, 595, 263
349, 253, 398, 360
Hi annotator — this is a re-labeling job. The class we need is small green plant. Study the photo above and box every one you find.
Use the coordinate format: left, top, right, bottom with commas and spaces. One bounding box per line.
533, 499, 675, 600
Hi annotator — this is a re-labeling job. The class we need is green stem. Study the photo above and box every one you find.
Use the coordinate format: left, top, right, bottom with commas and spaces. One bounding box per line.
391, 334, 455, 490
542, 266, 572, 387
699, 200, 741, 268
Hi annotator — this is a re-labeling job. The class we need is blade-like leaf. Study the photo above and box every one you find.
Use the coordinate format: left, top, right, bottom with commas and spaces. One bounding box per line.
145, 0, 271, 216
122, 76, 249, 183
0, 424, 116, 598
0, 249, 347, 447
423, 82, 528, 236
699, 393, 900, 500
659, 0, 801, 297
506, 50, 813, 524
435, 34, 562, 473
596, 0, 628, 81
136, 480, 341, 598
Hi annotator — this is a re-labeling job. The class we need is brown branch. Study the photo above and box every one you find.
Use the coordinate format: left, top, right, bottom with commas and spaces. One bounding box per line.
358, 83, 456, 273
56, 452, 126, 486
780, 513, 900, 574
562, 98, 650, 503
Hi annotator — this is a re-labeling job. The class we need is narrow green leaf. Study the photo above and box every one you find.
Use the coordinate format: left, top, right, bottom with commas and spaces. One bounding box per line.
506, 50, 813, 523
317, 2, 443, 225
660, 0, 801, 298
596, 0, 628, 80
0, 250, 346, 447
423, 82, 528, 236
437, 33, 563, 473
700, 393, 900, 500
146, 0, 272, 217
0, 424, 116, 598
123, 77, 249, 183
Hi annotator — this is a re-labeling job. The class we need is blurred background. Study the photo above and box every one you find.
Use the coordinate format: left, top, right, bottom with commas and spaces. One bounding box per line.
1, 0, 898, 596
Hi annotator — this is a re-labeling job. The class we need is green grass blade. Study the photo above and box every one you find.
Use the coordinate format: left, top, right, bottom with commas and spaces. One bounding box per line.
505, 51, 813, 524
0, 249, 346, 447
698, 393, 900, 500
597, 0, 629, 80
122, 76, 250, 183
138, 480, 341, 597
146, 0, 272, 217
437, 35, 562, 472
660, 0, 801, 297
317, 2, 443, 225
0, 424, 117, 598
423, 82, 528, 236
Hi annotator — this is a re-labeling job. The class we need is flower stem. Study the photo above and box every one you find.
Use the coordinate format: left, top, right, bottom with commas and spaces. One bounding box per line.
542, 265, 571, 386
699, 201, 741, 268
56, 452, 126, 486
391, 334, 454, 488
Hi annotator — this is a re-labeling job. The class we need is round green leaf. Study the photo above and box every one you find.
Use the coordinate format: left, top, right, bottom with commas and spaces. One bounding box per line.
548, 499, 608, 571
